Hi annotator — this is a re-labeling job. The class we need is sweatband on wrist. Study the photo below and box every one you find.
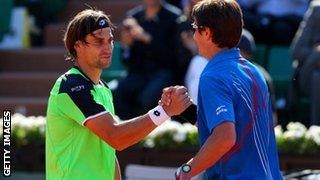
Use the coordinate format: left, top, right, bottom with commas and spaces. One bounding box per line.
148, 105, 170, 125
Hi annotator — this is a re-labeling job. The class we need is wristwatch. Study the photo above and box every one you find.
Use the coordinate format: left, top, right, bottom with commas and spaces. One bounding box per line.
181, 164, 191, 173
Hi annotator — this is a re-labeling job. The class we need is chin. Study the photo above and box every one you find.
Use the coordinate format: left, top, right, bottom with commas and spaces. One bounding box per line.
100, 63, 111, 69
98, 58, 111, 68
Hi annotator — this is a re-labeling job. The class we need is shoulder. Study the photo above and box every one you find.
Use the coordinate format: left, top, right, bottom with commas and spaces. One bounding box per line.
162, 3, 182, 17
127, 5, 144, 17
200, 71, 228, 87
201, 63, 236, 89
58, 73, 93, 95
202, 61, 232, 79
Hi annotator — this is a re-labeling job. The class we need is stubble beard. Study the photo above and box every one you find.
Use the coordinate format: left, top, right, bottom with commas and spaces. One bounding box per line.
95, 58, 111, 70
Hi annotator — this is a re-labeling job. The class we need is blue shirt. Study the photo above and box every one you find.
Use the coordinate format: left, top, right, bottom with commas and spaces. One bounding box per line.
197, 48, 282, 180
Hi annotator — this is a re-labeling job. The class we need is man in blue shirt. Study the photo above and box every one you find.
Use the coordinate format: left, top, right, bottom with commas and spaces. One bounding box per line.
163, 0, 282, 179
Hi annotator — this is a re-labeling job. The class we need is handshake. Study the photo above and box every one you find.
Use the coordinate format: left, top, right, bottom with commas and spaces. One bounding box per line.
159, 86, 193, 117
158, 86, 194, 180
159, 86, 197, 125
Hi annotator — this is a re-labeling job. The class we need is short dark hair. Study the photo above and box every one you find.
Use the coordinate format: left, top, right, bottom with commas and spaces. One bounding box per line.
192, 0, 243, 48
63, 9, 114, 61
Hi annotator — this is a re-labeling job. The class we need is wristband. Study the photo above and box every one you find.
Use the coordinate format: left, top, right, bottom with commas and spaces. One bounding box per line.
148, 105, 170, 125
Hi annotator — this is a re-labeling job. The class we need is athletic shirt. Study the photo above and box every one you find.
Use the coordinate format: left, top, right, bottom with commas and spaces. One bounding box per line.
197, 48, 282, 179
46, 66, 115, 180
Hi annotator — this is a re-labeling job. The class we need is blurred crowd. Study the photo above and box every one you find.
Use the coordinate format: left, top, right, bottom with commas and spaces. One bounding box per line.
0, 0, 66, 46
1, 0, 320, 127
113, 0, 319, 128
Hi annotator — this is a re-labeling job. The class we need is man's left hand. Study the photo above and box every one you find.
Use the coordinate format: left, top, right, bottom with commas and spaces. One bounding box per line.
175, 165, 191, 180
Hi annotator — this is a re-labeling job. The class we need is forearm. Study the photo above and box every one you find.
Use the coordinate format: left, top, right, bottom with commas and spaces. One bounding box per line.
86, 86, 190, 151
189, 122, 236, 177
189, 137, 229, 176
113, 114, 157, 150
86, 112, 159, 151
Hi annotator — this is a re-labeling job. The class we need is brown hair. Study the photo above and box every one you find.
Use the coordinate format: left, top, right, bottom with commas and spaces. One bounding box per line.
63, 9, 114, 61
192, 0, 243, 48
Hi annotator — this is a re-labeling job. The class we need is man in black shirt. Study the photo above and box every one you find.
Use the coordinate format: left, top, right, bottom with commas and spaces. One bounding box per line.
114, 0, 181, 119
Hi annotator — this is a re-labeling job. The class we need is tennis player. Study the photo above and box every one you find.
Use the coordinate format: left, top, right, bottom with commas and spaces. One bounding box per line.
46, 9, 192, 180
163, 0, 283, 179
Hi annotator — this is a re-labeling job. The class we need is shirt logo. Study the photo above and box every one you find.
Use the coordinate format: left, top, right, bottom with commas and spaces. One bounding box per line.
71, 85, 85, 92
216, 105, 227, 115
153, 110, 160, 116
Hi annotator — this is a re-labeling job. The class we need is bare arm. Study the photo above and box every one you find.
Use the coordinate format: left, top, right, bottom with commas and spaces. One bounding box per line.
85, 86, 191, 151
189, 122, 236, 177
161, 87, 198, 125
85, 113, 157, 151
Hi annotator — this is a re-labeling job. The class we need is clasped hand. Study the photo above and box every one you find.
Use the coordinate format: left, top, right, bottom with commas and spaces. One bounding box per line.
160, 86, 192, 116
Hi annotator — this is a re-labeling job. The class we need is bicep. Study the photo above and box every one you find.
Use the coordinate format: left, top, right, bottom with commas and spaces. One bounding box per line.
85, 113, 116, 144
210, 121, 236, 142
207, 121, 236, 151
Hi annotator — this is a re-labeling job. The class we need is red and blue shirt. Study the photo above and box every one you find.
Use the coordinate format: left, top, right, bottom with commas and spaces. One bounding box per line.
197, 48, 282, 179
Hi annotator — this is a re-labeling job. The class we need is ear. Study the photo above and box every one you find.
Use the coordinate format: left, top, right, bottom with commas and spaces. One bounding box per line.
205, 28, 213, 41
74, 40, 82, 51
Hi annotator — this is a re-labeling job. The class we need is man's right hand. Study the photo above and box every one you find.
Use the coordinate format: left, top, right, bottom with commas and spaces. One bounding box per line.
159, 86, 173, 106
161, 86, 192, 116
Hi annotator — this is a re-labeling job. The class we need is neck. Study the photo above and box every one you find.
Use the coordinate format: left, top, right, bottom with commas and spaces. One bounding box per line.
75, 61, 102, 85
145, 3, 161, 19
204, 46, 228, 61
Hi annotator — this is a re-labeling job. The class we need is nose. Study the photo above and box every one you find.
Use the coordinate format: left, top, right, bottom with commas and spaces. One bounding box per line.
103, 42, 113, 52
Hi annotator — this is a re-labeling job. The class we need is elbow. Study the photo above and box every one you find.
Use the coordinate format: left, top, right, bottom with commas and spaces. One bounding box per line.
116, 146, 126, 151
218, 138, 235, 154
219, 130, 236, 152
226, 136, 236, 150
114, 144, 126, 151
111, 137, 126, 151
103, 131, 126, 151
107, 138, 126, 151
225, 133, 236, 151
212, 122, 237, 153
116, 148, 124, 151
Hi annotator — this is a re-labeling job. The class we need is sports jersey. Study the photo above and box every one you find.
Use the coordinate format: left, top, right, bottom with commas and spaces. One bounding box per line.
197, 48, 282, 179
46, 66, 115, 179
